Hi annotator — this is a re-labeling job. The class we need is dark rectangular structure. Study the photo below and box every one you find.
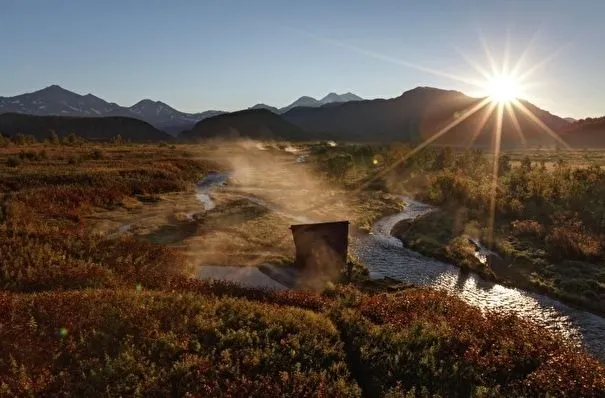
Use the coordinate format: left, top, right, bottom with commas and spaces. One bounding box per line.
290, 221, 349, 280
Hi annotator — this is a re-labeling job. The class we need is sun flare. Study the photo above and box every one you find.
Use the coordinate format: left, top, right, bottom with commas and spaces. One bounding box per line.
485, 74, 521, 103
294, 31, 572, 250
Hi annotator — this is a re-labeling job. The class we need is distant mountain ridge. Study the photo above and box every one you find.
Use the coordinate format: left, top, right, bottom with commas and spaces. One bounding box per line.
248, 103, 280, 113
127, 99, 224, 134
280, 86, 573, 147
4, 85, 594, 147
278, 92, 364, 113
0, 113, 172, 142
560, 116, 605, 147
181, 109, 315, 142
0, 85, 224, 135
0, 86, 364, 134
178, 87, 578, 146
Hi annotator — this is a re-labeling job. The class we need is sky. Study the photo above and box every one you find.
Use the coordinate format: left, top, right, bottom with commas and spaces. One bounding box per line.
1, 0, 604, 118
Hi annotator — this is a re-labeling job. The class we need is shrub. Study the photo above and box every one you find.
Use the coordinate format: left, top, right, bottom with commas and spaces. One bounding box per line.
88, 149, 104, 160
6, 156, 21, 168
48, 131, 60, 145
444, 235, 483, 271
512, 219, 545, 237
111, 134, 124, 145
17, 150, 47, 162
63, 132, 80, 145
0, 134, 9, 147
12, 133, 37, 145
0, 291, 360, 397
0, 230, 187, 292
546, 220, 602, 260
333, 288, 605, 397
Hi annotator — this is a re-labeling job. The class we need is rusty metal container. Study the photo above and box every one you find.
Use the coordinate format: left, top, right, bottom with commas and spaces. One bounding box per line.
290, 221, 349, 287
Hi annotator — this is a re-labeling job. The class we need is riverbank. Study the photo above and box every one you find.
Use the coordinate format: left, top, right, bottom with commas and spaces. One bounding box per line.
391, 207, 605, 317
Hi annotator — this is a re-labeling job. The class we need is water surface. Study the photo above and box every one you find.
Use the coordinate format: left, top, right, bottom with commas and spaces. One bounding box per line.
352, 199, 605, 360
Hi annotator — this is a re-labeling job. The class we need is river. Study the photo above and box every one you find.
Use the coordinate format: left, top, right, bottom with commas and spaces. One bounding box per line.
195, 172, 605, 361
352, 198, 605, 361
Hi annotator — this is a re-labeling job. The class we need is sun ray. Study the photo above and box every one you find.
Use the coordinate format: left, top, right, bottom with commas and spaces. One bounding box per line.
479, 33, 500, 75
487, 103, 505, 249
289, 27, 485, 87
468, 101, 498, 147
512, 99, 571, 149
350, 97, 492, 194
510, 28, 543, 76
263, 97, 492, 255
505, 101, 527, 147
455, 47, 492, 80
502, 28, 512, 75
516, 44, 567, 82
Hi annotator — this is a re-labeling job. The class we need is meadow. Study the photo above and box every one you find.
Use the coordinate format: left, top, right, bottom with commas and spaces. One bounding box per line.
308, 143, 605, 314
0, 137, 604, 396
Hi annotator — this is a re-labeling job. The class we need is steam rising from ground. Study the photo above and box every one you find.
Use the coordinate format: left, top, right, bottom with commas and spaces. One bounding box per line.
181, 140, 355, 281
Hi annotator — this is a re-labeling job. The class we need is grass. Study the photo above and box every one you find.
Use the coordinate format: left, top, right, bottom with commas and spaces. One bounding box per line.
1, 141, 604, 396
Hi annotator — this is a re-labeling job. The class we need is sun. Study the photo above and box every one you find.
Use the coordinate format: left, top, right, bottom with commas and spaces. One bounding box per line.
485, 74, 521, 103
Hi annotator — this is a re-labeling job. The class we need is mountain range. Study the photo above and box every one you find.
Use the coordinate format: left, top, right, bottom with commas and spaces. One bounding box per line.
279, 87, 572, 147
183, 86, 575, 147
181, 109, 314, 142
2, 84, 604, 148
0, 86, 363, 134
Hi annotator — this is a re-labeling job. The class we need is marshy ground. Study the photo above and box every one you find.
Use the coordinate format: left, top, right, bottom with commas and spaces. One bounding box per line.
85, 142, 402, 271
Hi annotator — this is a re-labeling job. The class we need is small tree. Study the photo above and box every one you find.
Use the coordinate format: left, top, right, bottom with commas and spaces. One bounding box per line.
0, 134, 9, 148
433, 147, 454, 171
498, 155, 512, 175
111, 134, 124, 145
520, 156, 532, 172
13, 133, 27, 145
63, 132, 78, 146
21, 134, 37, 145
48, 130, 60, 145
11, 133, 36, 145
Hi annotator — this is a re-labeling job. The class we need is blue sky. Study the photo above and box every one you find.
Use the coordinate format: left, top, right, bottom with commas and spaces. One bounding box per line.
1, 0, 604, 118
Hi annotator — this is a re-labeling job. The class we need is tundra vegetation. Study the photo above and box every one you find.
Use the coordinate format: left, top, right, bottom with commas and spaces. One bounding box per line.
309, 142, 605, 314
0, 138, 603, 396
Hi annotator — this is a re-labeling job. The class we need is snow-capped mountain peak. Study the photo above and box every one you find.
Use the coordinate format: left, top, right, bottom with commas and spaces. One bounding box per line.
0, 85, 363, 134
279, 92, 364, 112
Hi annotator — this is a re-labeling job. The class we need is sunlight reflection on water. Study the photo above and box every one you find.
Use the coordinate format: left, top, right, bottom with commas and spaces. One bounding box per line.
352, 198, 605, 361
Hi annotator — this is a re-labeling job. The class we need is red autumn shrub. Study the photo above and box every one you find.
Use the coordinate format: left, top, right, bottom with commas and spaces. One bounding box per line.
334, 288, 605, 397
0, 290, 360, 397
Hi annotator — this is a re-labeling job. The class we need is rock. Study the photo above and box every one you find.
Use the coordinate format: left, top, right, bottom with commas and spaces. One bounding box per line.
390, 219, 413, 239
